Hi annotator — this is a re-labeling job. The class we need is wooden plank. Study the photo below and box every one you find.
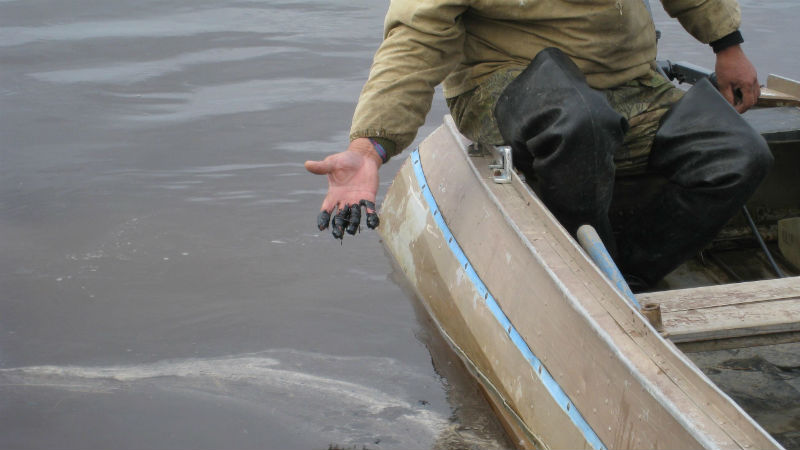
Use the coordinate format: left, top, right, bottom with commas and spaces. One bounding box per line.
662, 297, 800, 342
639, 277, 800, 312
757, 88, 800, 108
638, 277, 800, 347
767, 74, 800, 98
758, 75, 800, 107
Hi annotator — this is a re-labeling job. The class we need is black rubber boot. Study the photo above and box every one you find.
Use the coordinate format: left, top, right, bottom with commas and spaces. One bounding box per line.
617, 78, 774, 287
494, 48, 628, 252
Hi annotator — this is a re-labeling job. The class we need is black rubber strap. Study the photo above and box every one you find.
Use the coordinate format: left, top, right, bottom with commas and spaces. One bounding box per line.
710, 30, 743, 53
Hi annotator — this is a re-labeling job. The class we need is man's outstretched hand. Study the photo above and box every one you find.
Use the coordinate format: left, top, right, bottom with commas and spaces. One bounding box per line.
304, 138, 382, 239
715, 44, 760, 113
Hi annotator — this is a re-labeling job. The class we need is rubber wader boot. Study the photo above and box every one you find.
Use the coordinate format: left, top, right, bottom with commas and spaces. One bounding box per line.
616, 78, 774, 287
494, 47, 628, 255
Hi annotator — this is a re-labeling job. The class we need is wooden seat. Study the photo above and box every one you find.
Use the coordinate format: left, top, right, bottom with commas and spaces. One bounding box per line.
639, 276, 800, 352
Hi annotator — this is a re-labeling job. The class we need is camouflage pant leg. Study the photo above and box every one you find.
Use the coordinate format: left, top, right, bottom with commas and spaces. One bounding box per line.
445, 66, 685, 176
604, 68, 685, 175
446, 68, 525, 146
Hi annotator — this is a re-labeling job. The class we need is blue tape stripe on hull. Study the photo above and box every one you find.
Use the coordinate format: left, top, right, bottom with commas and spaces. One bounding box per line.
410, 149, 607, 450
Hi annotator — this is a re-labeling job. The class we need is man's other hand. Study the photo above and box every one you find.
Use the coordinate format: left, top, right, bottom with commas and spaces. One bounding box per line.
304, 138, 382, 240
715, 44, 759, 113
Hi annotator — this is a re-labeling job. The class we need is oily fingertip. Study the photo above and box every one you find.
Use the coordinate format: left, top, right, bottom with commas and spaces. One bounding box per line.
317, 210, 331, 231
346, 203, 361, 235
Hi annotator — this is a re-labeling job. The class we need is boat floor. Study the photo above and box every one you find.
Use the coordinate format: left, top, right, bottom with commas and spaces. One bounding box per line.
658, 242, 797, 291
686, 341, 800, 450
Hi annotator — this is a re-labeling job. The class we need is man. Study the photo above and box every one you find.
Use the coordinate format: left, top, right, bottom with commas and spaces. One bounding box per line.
305, 0, 772, 290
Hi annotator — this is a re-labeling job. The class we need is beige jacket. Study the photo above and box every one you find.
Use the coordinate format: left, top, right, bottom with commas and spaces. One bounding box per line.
350, 0, 741, 157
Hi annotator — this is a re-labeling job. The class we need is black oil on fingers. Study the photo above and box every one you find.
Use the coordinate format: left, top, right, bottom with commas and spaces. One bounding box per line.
366, 212, 379, 229
317, 210, 331, 231
360, 200, 380, 229
346, 203, 361, 235
332, 208, 348, 239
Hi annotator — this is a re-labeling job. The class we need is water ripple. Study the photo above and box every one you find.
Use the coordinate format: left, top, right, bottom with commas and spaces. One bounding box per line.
0, 350, 451, 448
29, 46, 293, 85
0, 6, 372, 47
119, 78, 362, 122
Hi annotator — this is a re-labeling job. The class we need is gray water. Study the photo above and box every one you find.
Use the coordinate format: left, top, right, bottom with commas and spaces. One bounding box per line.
0, 1, 798, 449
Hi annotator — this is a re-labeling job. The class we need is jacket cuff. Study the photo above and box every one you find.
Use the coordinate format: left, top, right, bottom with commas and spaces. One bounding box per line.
350, 131, 399, 161
710, 30, 743, 53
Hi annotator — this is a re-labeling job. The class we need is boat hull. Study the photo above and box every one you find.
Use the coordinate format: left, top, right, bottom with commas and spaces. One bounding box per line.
378, 117, 782, 450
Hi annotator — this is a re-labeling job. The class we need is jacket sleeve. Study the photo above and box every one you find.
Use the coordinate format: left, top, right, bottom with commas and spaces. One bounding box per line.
659, 0, 741, 44
349, 0, 468, 158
